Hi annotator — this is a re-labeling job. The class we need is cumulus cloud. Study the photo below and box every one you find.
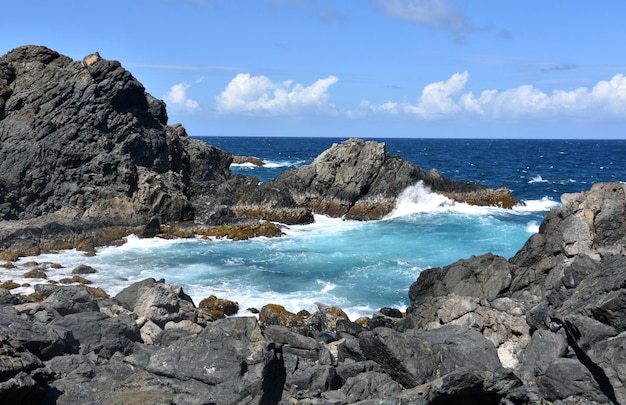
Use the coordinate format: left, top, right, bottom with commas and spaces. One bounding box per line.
376, 0, 472, 32
404, 71, 469, 117
363, 72, 626, 120
215, 73, 339, 114
164, 82, 200, 113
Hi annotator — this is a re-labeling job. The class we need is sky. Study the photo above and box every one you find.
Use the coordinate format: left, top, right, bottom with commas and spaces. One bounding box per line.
3, 0, 626, 139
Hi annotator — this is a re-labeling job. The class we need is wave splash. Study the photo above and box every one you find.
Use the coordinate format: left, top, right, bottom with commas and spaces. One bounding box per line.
386, 181, 560, 219
387, 181, 454, 218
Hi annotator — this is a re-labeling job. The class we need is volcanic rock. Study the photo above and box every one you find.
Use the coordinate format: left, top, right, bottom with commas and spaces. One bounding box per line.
237, 138, 522, 221
406, 181, 626, 404
0, 46, 237, 255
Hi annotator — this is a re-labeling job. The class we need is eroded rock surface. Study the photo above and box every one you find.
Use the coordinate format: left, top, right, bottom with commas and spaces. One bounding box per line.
236, 138, 521, 221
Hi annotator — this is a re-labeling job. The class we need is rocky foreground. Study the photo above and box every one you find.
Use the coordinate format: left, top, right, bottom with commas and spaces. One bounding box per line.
1, 45, 624, 404
0, 182, 624, 404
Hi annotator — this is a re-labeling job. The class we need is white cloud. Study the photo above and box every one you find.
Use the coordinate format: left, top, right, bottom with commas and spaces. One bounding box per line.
164, 82, 200, 113
215, 73, 339, 114
404, 71, 468, 117
376, 0, 471, 32
364, 72, 626, 121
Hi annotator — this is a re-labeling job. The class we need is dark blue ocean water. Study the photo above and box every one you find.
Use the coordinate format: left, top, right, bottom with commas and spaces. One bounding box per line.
200, 137, 626, 202
6, 138, 626, 319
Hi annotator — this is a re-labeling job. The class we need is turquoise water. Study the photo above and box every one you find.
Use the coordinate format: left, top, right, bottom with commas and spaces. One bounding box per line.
5, 138, 626, 319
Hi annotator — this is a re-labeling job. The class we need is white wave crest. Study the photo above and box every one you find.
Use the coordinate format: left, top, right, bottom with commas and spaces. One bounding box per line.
231, 159, 303, 169
526, 220, 540, 234
386, 181, 455, 218
512, 196, 560, 213
529, 175, 549, 183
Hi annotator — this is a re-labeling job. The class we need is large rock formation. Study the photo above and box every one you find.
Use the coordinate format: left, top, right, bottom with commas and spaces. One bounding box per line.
235, 138, 521, 221
406, 182, 626, 404
1, 183, 623, 404
0, 46, 236, 253
0, 46, 192, 223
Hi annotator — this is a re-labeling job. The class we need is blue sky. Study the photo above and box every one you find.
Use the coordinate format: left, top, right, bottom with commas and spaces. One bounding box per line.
3, 0, 626, 139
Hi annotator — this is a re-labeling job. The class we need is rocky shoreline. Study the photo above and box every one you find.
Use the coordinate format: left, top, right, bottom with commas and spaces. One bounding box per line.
1, 45, 625, 404
1, 182, 625, 404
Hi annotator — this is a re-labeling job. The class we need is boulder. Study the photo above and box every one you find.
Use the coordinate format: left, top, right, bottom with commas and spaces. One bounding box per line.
198, 295, 239, 318
140, 317, 283, 404
49, 311, 142, 358
71, 264, 97, 275
114, 278, 197, 328
359, 325, 502, 388
259, 303, 305, 327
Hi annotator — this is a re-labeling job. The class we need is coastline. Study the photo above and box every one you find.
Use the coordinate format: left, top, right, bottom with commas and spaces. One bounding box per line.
2, 45, 625, 404
1, 182, 624, 404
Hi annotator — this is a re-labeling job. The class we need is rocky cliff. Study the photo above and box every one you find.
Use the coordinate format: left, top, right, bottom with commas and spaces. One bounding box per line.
1, 182, 624, 404
0, 46, 234, 253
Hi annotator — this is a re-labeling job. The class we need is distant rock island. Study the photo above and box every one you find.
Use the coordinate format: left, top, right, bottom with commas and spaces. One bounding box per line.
2, 46, 624, 404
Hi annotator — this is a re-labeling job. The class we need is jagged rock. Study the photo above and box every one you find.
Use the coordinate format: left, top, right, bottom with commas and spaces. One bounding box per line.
0, 46, 241, 255
114, 278, 197, 328
402, 182, 626, 404
0, 305, 72, 360
359, 325, 502, 389
0, 46, 193, 224
238, 138, 521, 221
140, 216, 161, 238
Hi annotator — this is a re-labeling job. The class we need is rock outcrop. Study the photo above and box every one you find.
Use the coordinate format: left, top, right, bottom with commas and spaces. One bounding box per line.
235, 138, 521, 221
0, 46, 237, 254
405, 182, 626, 404
0, 183, 624, 404
0, 46, 192, 224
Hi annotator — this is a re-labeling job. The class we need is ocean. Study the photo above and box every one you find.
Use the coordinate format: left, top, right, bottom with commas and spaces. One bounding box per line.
5, 138, 626, 319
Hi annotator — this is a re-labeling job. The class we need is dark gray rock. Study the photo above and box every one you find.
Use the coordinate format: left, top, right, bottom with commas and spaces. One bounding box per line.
0, 306, 72, 360
264, 325, 320, 351
114, 277, 197, 328
141, 316, 282, 403
140, 216, 161, 238
50, 311, 141, 357
39, 286, 100, 316
0, 46, 193, 225
359, 325, 502, 388
340, 371, 403, 403
238, 138, 521, 221
0, 288, 20, 305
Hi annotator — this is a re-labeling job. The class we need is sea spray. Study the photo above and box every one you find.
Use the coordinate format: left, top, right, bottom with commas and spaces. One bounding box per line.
387, 181, 454, 218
